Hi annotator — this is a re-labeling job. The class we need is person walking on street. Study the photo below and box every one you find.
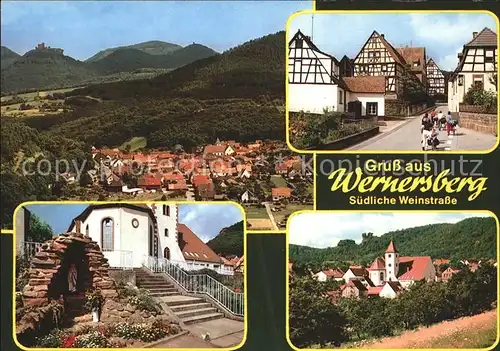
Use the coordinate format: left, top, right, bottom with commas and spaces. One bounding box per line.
446, 111, 453, 136
421, 113, 434, 150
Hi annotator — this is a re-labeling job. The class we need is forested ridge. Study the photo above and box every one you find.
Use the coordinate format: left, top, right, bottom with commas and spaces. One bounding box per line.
1, 41, 218, 94
290, 217, 497, 267
1, 31, 288, 229
206, 221, 244, 257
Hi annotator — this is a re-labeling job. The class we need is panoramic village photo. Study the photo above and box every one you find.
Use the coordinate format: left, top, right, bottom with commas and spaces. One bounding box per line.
288, 212, 498, 349
287, 12, 499, 151
0, 0, 313, 231
14, 202, 245, 348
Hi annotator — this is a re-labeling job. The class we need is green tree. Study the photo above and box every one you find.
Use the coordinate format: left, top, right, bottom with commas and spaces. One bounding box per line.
289, 276, 348, 348
27, 213, 53, 242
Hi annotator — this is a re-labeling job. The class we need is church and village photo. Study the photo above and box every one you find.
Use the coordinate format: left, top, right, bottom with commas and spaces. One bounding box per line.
288, 211, 497, 349
14, 202, 246, 348
287, 12, 498, 152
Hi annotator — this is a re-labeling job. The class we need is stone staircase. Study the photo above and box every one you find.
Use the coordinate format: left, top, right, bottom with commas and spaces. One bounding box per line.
134, 268, 224, 325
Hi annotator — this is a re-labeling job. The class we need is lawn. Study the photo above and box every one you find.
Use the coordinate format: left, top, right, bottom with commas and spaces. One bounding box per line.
243, 205, 270, 219
273, 203, 312, 225
119, 137, 148, 152
271, 175, 287, 188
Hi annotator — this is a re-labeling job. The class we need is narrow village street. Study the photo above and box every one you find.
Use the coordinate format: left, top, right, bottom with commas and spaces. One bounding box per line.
349, 105, 497, 151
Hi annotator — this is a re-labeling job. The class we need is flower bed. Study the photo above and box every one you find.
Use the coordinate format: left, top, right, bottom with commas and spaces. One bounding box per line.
36, 318, 182, 348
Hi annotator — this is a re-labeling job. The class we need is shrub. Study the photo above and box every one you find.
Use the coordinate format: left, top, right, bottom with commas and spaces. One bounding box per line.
463, 85, 497, 110
127, 289, 163, 314
114, 320, 175, 342
36, 329, 68, 348
74, 330, 110, 348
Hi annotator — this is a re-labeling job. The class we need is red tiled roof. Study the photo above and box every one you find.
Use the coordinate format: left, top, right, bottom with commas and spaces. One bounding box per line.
272, 187, 292, 197
396, 47, 426, 71
192, 175, 212, 186
321, 268, 344, 278
367, 286, 383, 295
342, 76, 386, 93
348, 266, 368, 277
385, 241, 397, 253
368, 257, 386, 270
204, 145, 227, 154
177, 223, 222, 264
398, 256, 432, 281
465, 27, 497, 47
137, 173, 162, 187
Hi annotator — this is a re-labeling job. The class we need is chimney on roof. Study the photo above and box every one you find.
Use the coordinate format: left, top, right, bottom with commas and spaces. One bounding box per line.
380, 34, 384, 38
458, 52, 463, 60
473, 31, 478, 39
305, 36, 311, 41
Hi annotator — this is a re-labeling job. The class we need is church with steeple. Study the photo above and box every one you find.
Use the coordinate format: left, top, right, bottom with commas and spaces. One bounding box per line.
367, 240, 436, 289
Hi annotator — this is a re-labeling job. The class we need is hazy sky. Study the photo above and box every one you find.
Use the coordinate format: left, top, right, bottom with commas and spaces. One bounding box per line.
289, 13, 497, 71
1, 0, 310, 60
289, 212, 492, 248
24, 203, 243, 242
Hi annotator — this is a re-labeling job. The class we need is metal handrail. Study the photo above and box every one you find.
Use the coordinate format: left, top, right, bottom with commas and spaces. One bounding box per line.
143, 255, 244, 316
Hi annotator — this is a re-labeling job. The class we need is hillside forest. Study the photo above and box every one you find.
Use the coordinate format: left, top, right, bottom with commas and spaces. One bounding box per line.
289, 216, 497, 271
1, 32, 287, 228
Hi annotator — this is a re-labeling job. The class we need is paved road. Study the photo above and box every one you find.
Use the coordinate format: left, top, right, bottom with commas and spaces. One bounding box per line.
264, 203, 279, 230
350, 105, 497, 151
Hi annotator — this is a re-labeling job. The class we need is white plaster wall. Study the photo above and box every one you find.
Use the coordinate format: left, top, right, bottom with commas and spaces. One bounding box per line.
369, 270, 384, 286
348, 92, 386, 116
314, 272, 327, 282
379, 283, 397, 299
69, 207, 153, 268
342, 270, 356, 282
288, 84, 339, 114
153, 204, 185, 264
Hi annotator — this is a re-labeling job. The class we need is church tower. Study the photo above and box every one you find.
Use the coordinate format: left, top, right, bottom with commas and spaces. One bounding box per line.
150, 204, 185, 263
384, 240, 399, 281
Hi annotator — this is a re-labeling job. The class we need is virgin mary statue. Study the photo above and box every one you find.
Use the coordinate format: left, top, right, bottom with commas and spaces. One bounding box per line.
68, 264, 77, 293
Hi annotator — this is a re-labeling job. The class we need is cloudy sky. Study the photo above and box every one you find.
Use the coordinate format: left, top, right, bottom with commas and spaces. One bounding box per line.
24, 203, 243, 242
1, 0, 310, 60
289, 212, 493, 248
289, 12, 497, 71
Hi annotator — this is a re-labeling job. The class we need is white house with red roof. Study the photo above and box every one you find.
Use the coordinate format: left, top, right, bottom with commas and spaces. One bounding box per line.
368, 240, 436, 289
313, 268, 345, 282
67, 204, 231, 275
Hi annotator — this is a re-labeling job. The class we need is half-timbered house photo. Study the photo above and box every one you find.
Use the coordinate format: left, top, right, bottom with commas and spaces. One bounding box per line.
287, 12, 498, 152
427, 58, 446, 97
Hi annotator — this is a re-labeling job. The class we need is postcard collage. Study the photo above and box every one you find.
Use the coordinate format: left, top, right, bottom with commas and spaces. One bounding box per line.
1, 0, 499, 350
